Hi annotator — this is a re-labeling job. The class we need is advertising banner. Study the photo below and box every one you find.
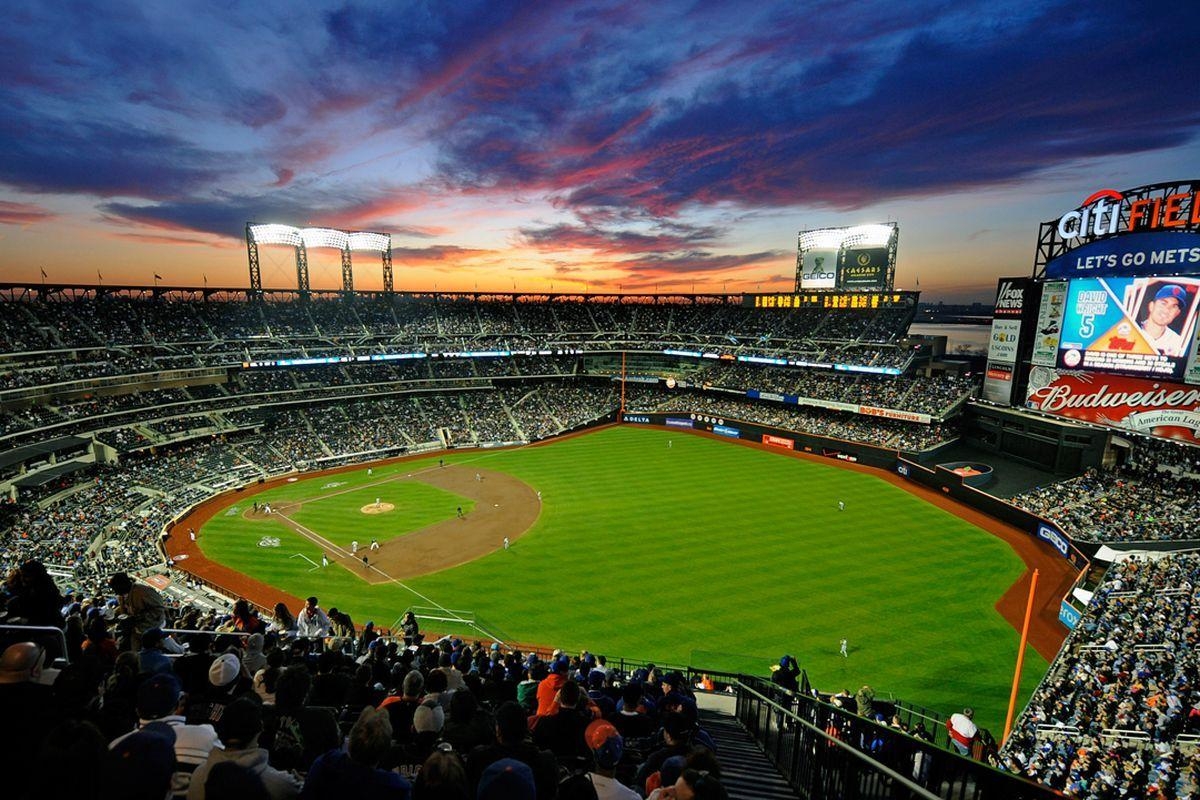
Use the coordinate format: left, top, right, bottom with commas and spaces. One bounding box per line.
856, 406, 931, 424
839, 247, 888, 289
1057, 276, 1199, 381
762, 434, 794, 449
1036, 523, 1071, 557
987, 319, 1023, 364
1059, 601, 1082, 630
1026, 367, 1200, 442
665, 417, 695, 428
799, 248, 839, 289
982, 362, 1016, 404
1032, 280, 1068, 367
713, 424, 741, 438
1045, 231, 1200, 279
993, 277, 1031, 318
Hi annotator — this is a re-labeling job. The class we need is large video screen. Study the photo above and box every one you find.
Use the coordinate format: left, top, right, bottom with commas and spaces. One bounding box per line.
1057, 276, 1200, 381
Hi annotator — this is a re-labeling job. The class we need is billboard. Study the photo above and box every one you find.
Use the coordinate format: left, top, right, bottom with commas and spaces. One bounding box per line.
799, 248, 839, 289
1025, 367, 1200, 442
983, 277, 1034, 405
1057, 276, 1199, 381
839, 247, 888, 289
1031, 280, 1068, 366
795, 224, 897, 292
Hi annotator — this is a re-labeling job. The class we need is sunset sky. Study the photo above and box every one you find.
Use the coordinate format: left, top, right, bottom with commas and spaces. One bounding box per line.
1, 1, 1197, 302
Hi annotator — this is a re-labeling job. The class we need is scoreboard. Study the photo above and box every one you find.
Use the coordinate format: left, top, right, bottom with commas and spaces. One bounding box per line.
745, 291, 914, 310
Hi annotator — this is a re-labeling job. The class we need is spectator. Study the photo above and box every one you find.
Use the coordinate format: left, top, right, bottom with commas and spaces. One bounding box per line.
301, 706, 412, 799
109, 572, 167, 650
104, 723, 178, 800
584, 719, 638, 800
110, 672, 222, 798
296, 597, 331, 639
466, 701, 558, 800
189, 696, 301, 800
946, 707, 977, 757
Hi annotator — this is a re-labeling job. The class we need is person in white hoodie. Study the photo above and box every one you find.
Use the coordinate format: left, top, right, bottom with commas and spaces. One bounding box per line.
188, 696, 301, 800
110, 672, 222, 798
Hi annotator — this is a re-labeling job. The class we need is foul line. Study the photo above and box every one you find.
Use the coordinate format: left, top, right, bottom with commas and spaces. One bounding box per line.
274, 510, 493, 640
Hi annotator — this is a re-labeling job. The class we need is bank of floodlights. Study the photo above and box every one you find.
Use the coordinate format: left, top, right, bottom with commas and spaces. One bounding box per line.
245, 223, 393, 296
795, 222, 899, 292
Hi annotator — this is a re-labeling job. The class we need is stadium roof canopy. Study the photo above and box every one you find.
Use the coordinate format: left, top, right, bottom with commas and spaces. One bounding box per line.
0, 436, 91, 471
12, 459, 92, 488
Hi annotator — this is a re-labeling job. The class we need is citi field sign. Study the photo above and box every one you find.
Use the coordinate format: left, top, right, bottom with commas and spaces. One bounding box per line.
1045, 182, 1200, 280
1056, 187, 1200, 240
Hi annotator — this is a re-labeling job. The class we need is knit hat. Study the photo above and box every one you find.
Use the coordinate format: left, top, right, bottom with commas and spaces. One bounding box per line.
209, 653, 241, 687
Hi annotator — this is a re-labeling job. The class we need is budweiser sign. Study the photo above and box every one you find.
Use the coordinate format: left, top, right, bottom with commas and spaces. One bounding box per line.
1026, 367, 1200, 441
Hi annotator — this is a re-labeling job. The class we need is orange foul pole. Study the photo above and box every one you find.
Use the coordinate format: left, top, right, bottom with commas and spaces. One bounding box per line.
1003, 568, 1039, 744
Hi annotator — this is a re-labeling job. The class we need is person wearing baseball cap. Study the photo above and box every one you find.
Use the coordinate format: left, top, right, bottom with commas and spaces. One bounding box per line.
1140, 283, 1190, 356
585, 719, 639, 799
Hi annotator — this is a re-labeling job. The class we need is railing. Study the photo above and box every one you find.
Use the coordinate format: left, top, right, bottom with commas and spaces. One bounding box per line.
0, 624, 71, 665
734, 676, 1061, 800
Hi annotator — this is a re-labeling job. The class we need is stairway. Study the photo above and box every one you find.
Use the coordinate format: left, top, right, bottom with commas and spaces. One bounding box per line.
700, 707, 800, 800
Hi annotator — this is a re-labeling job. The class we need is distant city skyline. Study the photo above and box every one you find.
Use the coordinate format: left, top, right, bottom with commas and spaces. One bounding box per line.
1, 2, 1197, 304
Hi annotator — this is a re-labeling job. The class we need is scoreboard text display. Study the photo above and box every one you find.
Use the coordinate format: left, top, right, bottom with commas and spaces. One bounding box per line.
747, 292, 909, 310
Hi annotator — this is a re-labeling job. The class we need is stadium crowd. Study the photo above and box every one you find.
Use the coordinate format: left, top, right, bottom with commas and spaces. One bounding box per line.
0, 572, 735, 799
629, 388, 956, 452
0, 293, 918, 393
1009, 438, 1199, 543
1000, 553, 1200, 799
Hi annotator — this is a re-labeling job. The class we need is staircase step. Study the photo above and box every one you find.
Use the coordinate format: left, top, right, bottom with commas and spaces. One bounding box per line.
700, 708, 800, 800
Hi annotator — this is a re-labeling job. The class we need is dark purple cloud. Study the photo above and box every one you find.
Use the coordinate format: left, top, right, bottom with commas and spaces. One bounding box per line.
519, 220, 722, 254
1, 0, 1197, 253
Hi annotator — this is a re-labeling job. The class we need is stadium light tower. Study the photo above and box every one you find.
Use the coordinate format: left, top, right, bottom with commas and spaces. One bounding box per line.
245, 223, 393, 297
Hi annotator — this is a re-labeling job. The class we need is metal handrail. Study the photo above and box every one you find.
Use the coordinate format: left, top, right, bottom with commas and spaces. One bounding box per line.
736, 678, 942, 800
0, 624, 71, 665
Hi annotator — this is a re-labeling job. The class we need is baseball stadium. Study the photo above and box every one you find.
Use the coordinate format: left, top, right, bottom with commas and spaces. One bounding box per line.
3, 179, 1200, 799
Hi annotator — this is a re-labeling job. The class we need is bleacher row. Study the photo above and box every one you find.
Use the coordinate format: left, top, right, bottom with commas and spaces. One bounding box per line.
999, 553, 1200, 799
0, 568, 747, 799
0, 295, 917, 392
1009, 437, 1200, 544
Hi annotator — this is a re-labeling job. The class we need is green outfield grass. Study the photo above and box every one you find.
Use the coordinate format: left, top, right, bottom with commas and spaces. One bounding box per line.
198, 425, 1047, 732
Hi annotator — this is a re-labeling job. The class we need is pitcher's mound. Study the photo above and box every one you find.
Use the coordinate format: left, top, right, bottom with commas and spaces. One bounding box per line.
361, 503, 395, 515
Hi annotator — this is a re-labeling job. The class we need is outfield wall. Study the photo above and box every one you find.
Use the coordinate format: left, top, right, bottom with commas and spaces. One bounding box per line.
620, 411, 900, 469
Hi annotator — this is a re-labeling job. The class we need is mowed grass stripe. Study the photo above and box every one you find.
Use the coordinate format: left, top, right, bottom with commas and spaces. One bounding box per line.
200, 425, 1046, 732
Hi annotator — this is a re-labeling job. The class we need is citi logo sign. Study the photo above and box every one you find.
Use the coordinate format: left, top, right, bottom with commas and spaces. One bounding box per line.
1057, 187, 1200, 239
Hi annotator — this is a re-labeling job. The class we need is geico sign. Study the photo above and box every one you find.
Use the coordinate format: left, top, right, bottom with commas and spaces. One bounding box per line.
1058, 188, 1200, 240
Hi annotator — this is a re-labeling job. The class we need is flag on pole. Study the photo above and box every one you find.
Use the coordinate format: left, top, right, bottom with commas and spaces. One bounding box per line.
40, 268, 47, 278
154, 273, 163, 280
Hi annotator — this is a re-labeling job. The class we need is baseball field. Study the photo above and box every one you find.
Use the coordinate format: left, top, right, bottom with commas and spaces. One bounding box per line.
189, 424, 1052, 733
